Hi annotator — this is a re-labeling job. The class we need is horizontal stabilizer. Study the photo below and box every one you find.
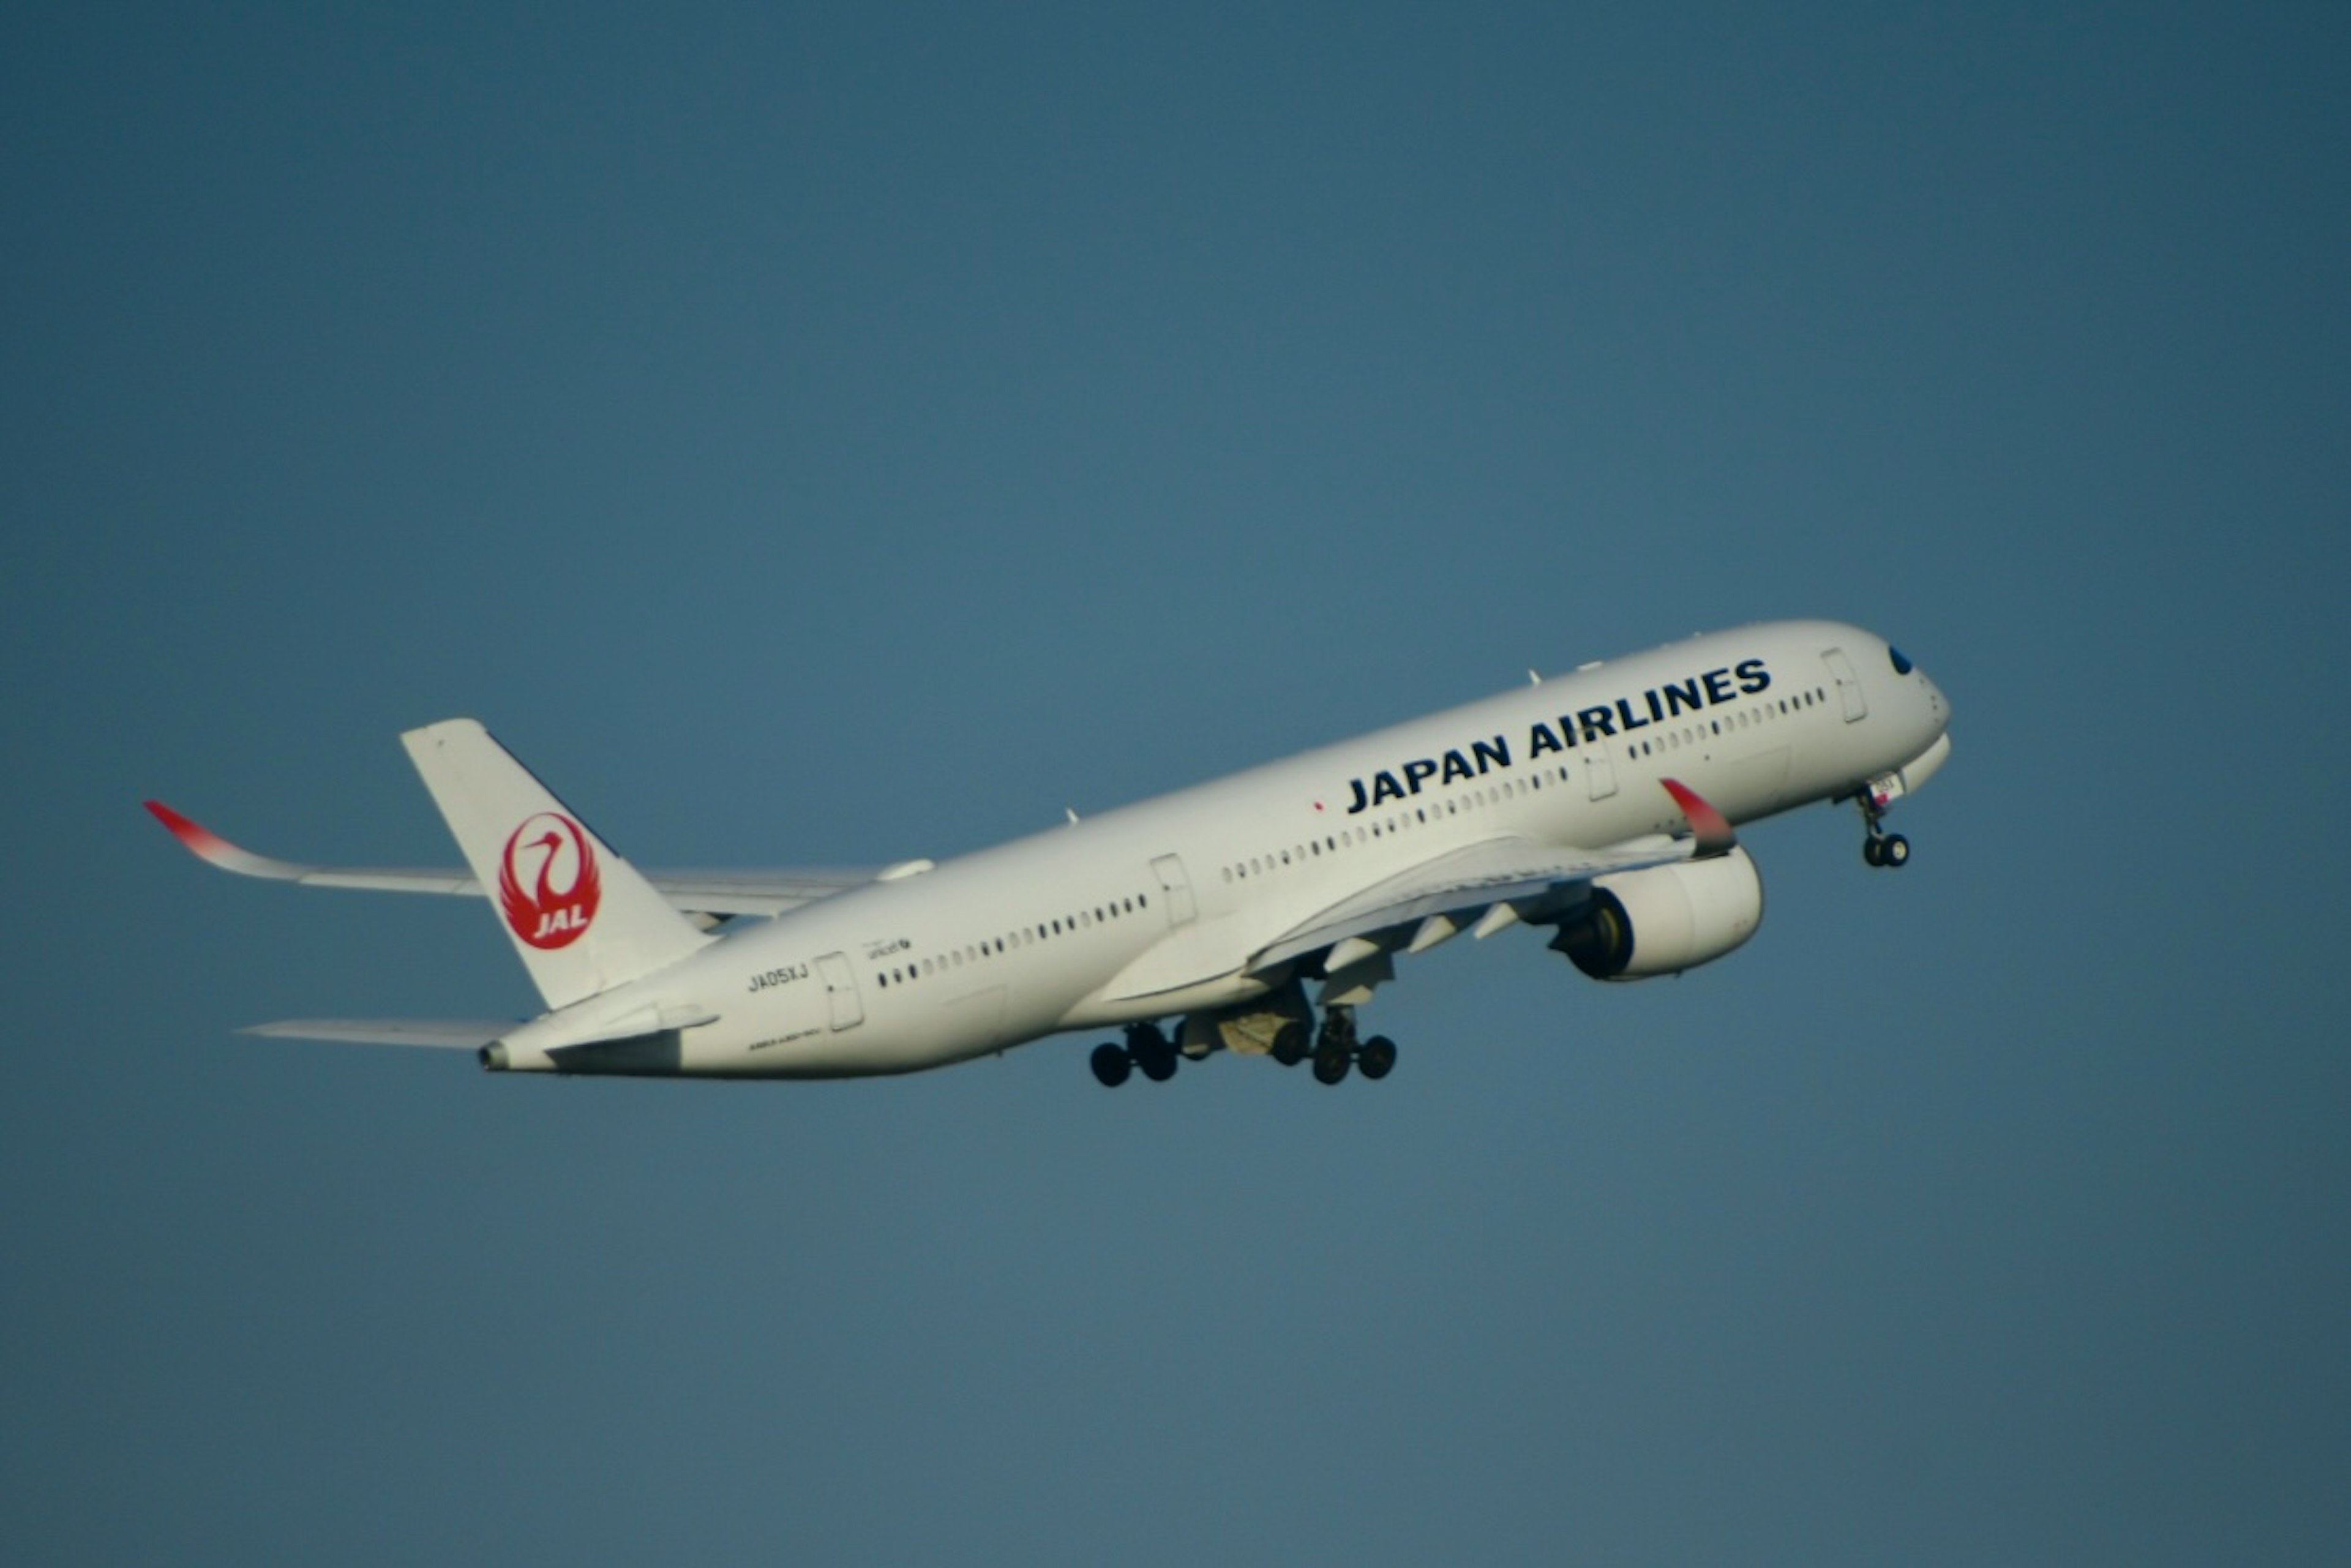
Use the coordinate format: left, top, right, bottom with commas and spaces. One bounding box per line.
244, 1018, 519, 1048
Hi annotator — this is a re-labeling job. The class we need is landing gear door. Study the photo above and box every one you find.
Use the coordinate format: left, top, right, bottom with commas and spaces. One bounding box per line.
1823, 649, 1867, 721
815, 952, 863, 1030
1150, 855, 1196, 928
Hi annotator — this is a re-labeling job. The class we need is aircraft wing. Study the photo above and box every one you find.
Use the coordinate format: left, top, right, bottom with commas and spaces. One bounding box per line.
145, 801, 881, 918
1243, 834, 1679, 974
1247, 779, 1738, 975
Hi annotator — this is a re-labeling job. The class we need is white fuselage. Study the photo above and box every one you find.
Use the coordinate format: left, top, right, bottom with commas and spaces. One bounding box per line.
495, 620, 1951, 1076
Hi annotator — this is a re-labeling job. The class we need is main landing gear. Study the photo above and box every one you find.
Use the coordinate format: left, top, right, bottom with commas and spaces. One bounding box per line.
1087, 1010, 1399, 1087
1090, 1022, 1177, 1087
1858, 794, 1911, 869
1294, 1005, 1397, 1086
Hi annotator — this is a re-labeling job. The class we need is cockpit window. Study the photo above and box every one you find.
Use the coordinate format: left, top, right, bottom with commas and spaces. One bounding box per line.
1888, 646, 1914, 675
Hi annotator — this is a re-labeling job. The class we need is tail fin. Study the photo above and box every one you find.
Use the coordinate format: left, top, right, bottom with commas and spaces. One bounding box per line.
400, 719, 711, 1008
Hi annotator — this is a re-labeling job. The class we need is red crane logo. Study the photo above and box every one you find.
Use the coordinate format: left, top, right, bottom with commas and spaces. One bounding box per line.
497, 812, 602, 950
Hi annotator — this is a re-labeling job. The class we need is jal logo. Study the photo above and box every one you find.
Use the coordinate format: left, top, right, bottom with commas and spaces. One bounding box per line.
498, 812, 602, 950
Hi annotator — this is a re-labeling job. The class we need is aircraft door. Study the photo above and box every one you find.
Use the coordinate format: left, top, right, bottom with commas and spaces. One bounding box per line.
1150, 855, 1196, 927
815, 952, 863, 1030
1585, 746, 1618, 801
1823, 649, 1867, 721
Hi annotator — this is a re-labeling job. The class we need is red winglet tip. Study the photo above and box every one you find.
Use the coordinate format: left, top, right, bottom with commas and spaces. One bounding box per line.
145, 800, 228, 859
1660, 778, 1736, 853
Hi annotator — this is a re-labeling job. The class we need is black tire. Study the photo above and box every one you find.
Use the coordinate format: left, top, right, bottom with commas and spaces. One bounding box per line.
1862, 836, 1884, 867
1881, 833, 1910, 868
1090, 1043, 1131, 1087
1312, 1043, 1352, 1084
1270, 1021, 1308, 1067
1357, 1035, 1397, 1081
1137, 1046, 1178, 1082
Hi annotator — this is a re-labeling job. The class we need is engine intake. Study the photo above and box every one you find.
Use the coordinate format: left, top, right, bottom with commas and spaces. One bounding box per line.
1549, 847, 1763, 981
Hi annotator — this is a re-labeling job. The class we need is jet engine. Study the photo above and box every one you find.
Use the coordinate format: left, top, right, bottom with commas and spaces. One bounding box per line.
1548, 846, 1763, 981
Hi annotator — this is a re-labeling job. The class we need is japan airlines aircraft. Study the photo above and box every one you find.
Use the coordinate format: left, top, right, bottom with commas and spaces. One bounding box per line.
149, 620, 1951, 1086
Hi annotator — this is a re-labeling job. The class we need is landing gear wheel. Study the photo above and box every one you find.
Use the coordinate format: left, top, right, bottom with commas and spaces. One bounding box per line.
1090, 1043, 1131, 1087
1311, 1041, 1352, 1084
1128, 1022, 1179, 1079
1357, 1035, 1397, 1081
1270, 1021, 1308, 1067
1132, 1037, 1178, 1081
1862, 836, 1884, 867
1880, 833, 1910, 868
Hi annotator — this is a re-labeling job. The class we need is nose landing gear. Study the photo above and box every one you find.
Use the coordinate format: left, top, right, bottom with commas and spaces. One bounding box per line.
1858, 792, 1911, 869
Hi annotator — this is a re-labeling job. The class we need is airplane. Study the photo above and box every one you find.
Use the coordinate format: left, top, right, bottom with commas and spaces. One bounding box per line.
147, 620, 1951, 1087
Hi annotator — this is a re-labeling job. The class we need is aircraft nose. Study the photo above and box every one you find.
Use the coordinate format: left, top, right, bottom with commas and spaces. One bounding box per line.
1921, 671, 1951, 730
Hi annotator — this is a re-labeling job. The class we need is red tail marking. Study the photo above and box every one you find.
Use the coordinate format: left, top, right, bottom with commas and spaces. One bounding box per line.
497, 813, 602, 950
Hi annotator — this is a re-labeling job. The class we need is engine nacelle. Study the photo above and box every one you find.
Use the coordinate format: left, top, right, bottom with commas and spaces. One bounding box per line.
1548, 847, 1763, 981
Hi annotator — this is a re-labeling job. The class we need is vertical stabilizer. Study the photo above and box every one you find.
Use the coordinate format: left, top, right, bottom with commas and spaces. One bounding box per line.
400, 719, 711, 1008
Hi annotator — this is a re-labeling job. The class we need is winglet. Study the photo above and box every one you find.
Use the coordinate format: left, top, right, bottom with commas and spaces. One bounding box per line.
1659, 778, 1736, 857
144, 801, 313, 881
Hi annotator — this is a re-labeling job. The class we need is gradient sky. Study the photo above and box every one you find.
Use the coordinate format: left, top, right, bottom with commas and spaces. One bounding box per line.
7, 4, 2349, 1562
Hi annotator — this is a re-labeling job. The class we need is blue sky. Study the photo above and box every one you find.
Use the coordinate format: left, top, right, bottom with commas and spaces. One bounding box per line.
6, 4, 2348, 1562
